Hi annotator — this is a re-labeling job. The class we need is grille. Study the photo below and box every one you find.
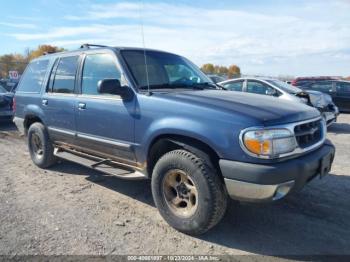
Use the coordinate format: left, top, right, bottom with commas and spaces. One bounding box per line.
294, 119, 323, 148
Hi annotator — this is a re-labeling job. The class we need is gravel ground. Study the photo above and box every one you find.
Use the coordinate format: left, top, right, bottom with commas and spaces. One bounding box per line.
0, 114, 350, 258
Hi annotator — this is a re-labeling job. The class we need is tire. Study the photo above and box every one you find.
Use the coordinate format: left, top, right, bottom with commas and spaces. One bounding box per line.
27, 122, 57, 168
151, 149, 227, 235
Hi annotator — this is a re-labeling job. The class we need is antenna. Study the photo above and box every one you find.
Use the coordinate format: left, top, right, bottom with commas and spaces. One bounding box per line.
139, 0, 151, 95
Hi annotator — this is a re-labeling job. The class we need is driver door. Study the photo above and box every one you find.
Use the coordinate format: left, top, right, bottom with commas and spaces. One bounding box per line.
75, 51, 136, 162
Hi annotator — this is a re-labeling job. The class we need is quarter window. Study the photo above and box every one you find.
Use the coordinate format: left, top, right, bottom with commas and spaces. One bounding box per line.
17, 59, 49, 93
223, 81, 243, 92
82, 53, 121, 95
51, 56, 79, 94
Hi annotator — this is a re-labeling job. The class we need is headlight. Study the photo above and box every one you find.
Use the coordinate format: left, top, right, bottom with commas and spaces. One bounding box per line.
240, 128, 297, 159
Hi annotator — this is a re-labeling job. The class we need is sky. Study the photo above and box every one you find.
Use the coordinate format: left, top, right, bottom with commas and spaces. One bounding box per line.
0, 0, 349, 77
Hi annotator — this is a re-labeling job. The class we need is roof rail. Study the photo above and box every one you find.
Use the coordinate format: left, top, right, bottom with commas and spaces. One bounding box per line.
43, 51, 55, 55
80, 44, 109, 49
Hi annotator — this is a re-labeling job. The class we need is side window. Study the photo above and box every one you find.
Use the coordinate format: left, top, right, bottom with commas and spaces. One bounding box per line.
82, 53, 121, 95
336, 82, 350, 93
17, 59, 49, 93
51, 56, 79, 94
247, 81, 274, 95
309, 82, 333, 92
223, 81, 243, 92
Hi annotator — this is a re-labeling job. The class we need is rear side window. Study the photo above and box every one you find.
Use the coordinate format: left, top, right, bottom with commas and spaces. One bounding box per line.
50, 56, 79, 94
222, 81, 243, 92
17, 60, 49, 93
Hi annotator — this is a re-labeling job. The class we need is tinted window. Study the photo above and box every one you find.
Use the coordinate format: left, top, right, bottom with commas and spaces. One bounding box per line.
247, 81, 275, 95
121, 50, 213, 89
17, 60, 49, 93
82, 54, 121, 95
336, 82, 350, 93
223, 81, 243, 92
51, 56, 79, 94
309, 82, 333, 92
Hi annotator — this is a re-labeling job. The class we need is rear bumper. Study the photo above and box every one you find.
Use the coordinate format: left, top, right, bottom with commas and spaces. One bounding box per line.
220, 140, 335, 202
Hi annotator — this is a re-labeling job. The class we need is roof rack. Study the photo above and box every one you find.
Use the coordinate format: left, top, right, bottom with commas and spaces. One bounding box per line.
80, 44, 109, 49
43, 51, 55, 55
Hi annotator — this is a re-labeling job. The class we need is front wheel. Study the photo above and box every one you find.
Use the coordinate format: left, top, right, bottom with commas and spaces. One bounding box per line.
151, 149, 227, 235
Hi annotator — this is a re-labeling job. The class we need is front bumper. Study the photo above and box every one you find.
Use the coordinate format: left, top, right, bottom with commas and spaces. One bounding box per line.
220, 140, 335, 202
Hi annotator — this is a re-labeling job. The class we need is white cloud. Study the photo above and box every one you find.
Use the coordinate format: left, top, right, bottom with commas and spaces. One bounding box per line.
8, 1, 350, 76
0, 22, 37, 29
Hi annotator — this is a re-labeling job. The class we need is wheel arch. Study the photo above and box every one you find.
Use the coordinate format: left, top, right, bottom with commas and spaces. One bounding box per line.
146, 134, 222, 180
24, 114, 44, 135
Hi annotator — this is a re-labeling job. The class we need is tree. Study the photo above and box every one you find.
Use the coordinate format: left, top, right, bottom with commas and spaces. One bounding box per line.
227, 64, 241, 79
201, 63, 215, 74
0, 45, 65, 79
216, 66, 228, 75
28, 45, 65, 60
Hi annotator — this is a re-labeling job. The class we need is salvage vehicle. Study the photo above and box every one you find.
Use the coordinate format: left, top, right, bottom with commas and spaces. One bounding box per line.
296, 80, 350, 113
0, 84, 14, 121
13, 45, 335, 235
219, 77, 339, 126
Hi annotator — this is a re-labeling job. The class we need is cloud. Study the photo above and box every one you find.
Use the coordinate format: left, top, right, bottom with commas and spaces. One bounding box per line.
0, 22, 37, 29
7, 1, 350, 75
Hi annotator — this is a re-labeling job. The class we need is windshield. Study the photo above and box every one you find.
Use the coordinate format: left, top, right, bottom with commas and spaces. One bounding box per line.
121, 50, 215, 90
266, 79, 302, 94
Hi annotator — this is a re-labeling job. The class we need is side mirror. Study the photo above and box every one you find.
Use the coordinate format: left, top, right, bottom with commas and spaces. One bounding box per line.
97, 79, 133, 100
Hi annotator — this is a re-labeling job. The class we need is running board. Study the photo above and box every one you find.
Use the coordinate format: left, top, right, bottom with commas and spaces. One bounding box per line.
54, 148, 146, 180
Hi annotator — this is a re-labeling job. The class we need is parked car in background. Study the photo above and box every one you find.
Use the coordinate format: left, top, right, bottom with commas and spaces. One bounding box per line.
219, 77, 339, 126
290, 76, 339, 87
207, 74, 226, 84
0, 84, 14, 121
296, 80, 350, 113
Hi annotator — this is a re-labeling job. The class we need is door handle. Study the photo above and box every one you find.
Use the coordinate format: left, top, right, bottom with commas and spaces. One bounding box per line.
42, 99, 48, 106
78, 102, 86, 110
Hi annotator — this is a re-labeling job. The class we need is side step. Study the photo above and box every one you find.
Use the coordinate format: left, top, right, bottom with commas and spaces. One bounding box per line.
54, 148, 147, 180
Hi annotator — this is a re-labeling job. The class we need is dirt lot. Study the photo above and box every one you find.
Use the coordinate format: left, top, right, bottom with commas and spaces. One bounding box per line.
0, 115, 350, 258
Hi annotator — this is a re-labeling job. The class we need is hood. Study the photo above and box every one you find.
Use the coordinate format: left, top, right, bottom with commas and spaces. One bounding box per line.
156, 90, 320, 126
306, 90, 332, 108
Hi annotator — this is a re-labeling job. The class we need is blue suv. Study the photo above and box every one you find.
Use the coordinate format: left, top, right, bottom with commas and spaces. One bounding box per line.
13, 44, 335, 235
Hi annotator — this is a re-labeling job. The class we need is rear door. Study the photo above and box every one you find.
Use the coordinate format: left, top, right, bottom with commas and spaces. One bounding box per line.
75, 51, 136, 163
42, 55, 80, 144
335, 82, 350, 112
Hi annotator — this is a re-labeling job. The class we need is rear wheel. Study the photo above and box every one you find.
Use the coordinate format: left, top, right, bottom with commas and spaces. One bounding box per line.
151, 149, 227, 235
28, 122, 57, 168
